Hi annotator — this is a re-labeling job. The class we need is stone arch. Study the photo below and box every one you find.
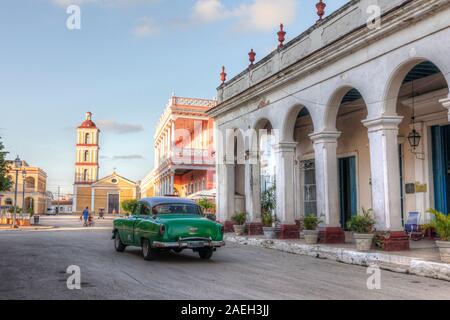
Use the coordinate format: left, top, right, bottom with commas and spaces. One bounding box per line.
384, 57, 450, 116
323, 85, 369, 131
281, 104, 316, 142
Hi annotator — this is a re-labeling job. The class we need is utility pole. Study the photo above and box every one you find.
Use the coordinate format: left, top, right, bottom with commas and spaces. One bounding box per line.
57, 186, 60, 215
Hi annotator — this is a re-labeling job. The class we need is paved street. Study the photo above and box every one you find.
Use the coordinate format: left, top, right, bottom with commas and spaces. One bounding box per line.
0, 216, 448, 300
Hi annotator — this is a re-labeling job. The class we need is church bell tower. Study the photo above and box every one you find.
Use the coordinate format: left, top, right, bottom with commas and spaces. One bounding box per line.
75, 112, 100, 184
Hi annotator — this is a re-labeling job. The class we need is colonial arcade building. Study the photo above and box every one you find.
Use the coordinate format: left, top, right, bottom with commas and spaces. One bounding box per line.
209, 0, 450, 250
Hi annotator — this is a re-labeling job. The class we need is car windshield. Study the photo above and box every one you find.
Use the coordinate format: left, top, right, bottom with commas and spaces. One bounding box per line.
152, 204, 201, 215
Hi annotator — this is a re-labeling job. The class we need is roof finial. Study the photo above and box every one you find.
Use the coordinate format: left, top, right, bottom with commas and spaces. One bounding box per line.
220, 66, 227, 85
85, 111, 92, 120
278, 23, 286, 48
316, 0, 326, 21
248, 49, 256, 68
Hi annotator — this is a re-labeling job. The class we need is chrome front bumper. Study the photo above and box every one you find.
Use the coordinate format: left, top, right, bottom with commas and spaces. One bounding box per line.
152, 238, 225, 249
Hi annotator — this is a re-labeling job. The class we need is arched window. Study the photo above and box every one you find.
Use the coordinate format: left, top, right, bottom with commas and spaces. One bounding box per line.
84, 150, 89, 162
5, 198, 13, 206
85, 133, 91, 144
25, 177, 35, 189
83, 169, 89, 181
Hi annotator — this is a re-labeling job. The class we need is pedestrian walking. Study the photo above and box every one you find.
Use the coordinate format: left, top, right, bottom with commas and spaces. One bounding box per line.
80, 207, 89, 227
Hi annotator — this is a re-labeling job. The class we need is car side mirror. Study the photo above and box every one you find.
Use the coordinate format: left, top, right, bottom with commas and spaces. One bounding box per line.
152, 214, 157, 220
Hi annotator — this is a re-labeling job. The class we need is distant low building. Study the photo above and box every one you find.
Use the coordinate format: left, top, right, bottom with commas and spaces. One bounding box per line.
0, 160, 48, 214
49, 199, 73, 214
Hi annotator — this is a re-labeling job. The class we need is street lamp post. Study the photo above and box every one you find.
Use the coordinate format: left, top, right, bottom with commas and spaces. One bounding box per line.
12, 156, 21, 228
21, 170, 26, 220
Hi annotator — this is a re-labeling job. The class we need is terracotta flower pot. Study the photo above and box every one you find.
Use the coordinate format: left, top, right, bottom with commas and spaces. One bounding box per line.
436, 241, 450, 263
304, 230, 319, 244
354, 233, 374, 251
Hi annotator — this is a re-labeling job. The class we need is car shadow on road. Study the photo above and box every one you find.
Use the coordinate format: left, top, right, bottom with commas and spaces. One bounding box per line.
123, 248, 226, 264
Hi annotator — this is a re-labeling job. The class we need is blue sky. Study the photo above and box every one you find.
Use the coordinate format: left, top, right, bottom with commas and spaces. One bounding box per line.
0, 0, 348, 195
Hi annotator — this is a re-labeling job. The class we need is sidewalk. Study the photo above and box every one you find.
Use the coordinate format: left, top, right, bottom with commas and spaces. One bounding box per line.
225, 234, 450, 282
0, 225, 55, 231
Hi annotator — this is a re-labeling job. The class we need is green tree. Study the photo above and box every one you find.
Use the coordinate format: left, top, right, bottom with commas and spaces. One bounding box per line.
0, 137, 11, 192
121, 199, 139, 215
198, 197, 215, 213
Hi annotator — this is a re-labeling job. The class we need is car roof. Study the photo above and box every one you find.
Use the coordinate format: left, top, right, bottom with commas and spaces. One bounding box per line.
139, 197, 198, 207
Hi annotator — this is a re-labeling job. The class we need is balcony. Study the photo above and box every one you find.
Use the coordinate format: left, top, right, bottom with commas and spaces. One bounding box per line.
158, 148, 215, 168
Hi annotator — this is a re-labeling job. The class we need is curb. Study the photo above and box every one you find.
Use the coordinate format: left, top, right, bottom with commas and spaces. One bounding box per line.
225, 235, 450, 282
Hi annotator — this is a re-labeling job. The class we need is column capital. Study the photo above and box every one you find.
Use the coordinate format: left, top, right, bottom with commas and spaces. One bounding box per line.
272, 142, 297, 153
439, 96, 450, 122
309, 131, 341, 143
362, 115, 403, 132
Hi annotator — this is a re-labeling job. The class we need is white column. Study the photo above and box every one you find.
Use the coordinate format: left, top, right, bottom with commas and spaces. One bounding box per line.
245, 160, 261, 223
294, 159, 303, 220
439, 96, 450, 122
274, 142, 297, 224
217, 162, 235, 222
91, 188, 95, 212
170, 173, 174, 195
309, 131, 341, 228
363, 116, 403, 231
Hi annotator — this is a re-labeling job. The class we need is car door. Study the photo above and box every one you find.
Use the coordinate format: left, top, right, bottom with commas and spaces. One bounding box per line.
133, 203, 159, 245
121, 203, 142, 245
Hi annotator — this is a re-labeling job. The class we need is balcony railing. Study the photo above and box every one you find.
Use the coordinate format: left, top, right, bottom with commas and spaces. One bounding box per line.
158, 148, 215, 167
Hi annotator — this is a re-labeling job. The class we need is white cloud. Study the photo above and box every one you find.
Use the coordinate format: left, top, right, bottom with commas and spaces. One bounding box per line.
96, 120, 144, 134
133, 17, 159, 38
191, 0, 297, 31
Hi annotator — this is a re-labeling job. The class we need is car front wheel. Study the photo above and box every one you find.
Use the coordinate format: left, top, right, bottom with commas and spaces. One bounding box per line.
198, 248, 214, 260
114, 232, 126, 252
142, 239, 158, 261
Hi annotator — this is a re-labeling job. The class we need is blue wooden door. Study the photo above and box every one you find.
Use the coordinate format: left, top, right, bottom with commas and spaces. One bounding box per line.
432, 125, 449, 215
339, 156, 358, 228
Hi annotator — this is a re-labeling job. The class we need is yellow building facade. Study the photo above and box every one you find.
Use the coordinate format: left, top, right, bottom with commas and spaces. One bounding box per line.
73, 112, 138, 214
0, 160, 48, 215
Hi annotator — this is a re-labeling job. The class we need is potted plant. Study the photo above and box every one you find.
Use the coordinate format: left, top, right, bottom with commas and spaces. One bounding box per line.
231, 212, 246, 236
261, 186, 277, 238
262, 212, 276, 239
346, 208, 376, 251
426, 209, 450, 263
303, 214, 322, 244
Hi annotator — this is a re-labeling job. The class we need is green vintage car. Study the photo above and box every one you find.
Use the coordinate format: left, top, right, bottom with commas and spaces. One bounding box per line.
112, 197, 225, 261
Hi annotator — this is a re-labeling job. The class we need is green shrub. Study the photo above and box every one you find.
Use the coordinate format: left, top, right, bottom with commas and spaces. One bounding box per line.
231, 212, 246, 225
427, 209, 450, 241
8, 206, 21, 214
262, 212, 273, 227
346, 208, 376, 234
303, 214, 322, 230
198, 197, 215, 213
261, 185, 276, 214
121, 199, 139, 215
